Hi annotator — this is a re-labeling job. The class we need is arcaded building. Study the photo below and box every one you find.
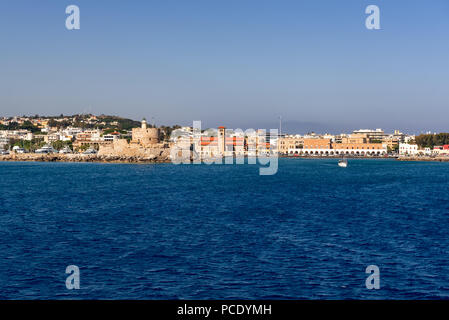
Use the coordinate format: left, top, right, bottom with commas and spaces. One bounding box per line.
293, 137, 387, 156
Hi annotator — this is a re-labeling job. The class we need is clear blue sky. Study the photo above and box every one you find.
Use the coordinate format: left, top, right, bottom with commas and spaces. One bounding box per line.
1, 0, 448, 133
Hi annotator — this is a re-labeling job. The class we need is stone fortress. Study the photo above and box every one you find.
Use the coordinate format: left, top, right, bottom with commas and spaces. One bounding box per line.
98, 119, 170, 159
131, 118, 159, 147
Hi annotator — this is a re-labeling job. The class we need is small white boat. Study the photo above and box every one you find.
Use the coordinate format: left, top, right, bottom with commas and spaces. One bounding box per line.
338, 158, 348, 167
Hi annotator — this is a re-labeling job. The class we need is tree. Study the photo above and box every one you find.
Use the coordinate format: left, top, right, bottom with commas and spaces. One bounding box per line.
52, 140, 73, 151
78, 144, 90, 152
415, 133, 449, 148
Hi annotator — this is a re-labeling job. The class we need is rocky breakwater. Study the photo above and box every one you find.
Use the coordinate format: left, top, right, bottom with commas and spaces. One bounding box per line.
397, 156, 449, 162
0, 153, 171, 163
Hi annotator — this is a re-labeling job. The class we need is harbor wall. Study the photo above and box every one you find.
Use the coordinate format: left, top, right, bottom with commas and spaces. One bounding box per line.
0, 153, 170, 163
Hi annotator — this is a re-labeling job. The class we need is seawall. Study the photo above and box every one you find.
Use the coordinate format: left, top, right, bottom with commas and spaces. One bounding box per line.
0, 153, 171, 164
396, 156, 449, 162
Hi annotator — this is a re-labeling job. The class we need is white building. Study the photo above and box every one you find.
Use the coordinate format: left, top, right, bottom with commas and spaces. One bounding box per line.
103, 133, 121, 142
399, 143, 418, 156
352, 128, 386, 140
0, 136, 9, 147
63, 127, 83, 136
433, 146, 449, 156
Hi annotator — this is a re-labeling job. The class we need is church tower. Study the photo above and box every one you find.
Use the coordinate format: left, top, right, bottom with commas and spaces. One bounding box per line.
218, 126, 226, 156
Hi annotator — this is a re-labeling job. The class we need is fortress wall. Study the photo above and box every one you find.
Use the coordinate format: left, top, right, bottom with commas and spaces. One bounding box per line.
98, 139, 169, 158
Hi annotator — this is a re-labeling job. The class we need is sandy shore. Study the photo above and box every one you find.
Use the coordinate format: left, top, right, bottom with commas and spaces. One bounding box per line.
0, 153, 171, 164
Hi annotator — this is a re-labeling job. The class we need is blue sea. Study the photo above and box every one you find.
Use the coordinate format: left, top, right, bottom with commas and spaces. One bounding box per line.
1, 158, 449, 299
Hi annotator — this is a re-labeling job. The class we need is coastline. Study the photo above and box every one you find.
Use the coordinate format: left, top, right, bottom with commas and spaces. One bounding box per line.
396, 156, 449, 162
283, 155, 449, 162
2, 154, 449, 164
280, 155, 395, 160
0, 153, 171, 164
284, 155, 449, 162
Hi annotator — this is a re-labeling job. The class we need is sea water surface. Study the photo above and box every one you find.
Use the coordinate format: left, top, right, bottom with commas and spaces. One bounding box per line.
1, 158, 449, 299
